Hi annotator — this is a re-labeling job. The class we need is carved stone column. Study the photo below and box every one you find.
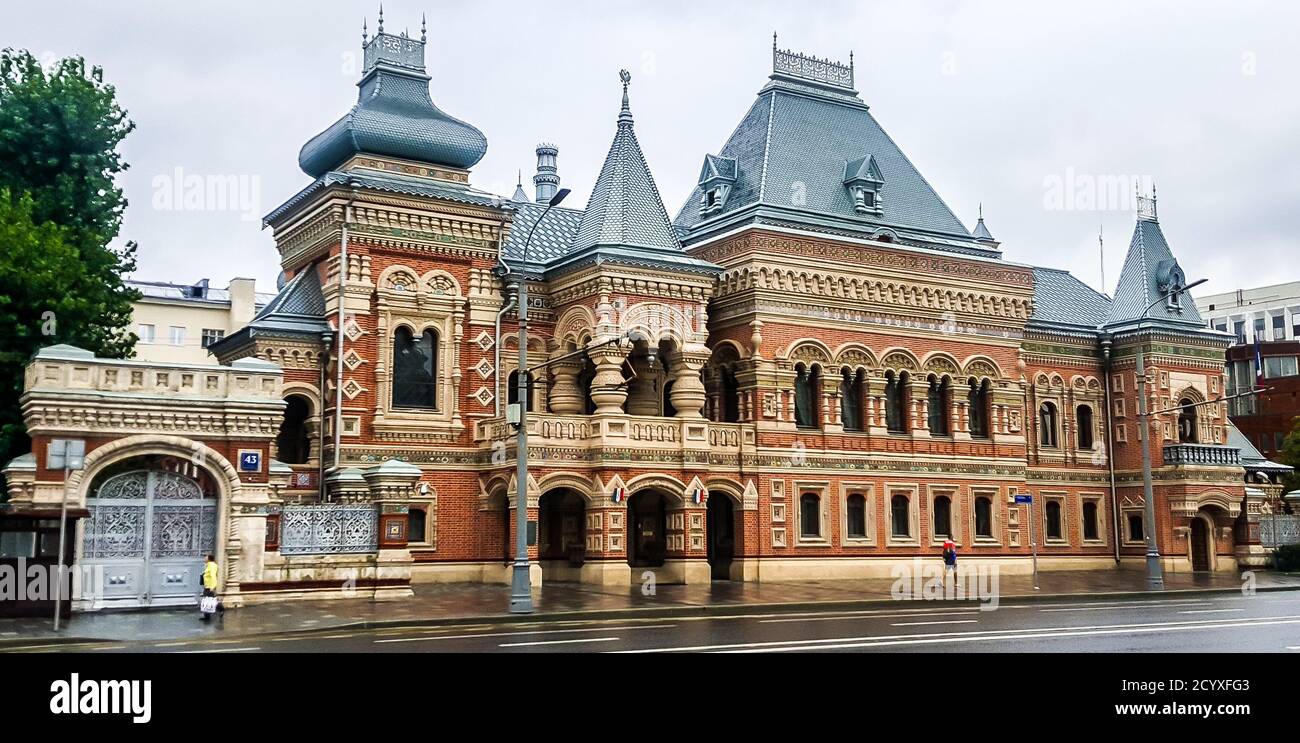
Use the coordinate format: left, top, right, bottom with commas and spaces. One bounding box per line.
910, 381, 931, 438
625, 354, 661, 416
670, 351, 708, 419
548, 356, 584, 415
589, 347, 628, 414
867, 375, 888, 435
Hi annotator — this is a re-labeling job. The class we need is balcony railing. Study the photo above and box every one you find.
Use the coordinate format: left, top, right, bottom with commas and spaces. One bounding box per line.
1163, 443, 1241, 467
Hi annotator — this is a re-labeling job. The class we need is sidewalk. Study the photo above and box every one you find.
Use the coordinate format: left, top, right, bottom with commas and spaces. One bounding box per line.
4, 569, 1298, 645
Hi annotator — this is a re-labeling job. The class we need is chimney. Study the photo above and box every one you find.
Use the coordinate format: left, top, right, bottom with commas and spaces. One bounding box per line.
228, 277, 257, 328
533, 143, 559, 203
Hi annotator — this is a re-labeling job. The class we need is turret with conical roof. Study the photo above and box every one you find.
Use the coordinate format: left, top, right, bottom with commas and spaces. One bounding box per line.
1104, 190, 1205, 333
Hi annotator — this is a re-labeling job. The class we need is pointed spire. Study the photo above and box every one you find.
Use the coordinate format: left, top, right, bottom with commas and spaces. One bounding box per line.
972, 203, 995, 242
570, 71, 682, 254
377, 3, 384, 34
362, 18, 368, 44
421, 13, 427, 43
619, 69, 633, 126
1105, 210, 1202, 328
511, 170, 530, 203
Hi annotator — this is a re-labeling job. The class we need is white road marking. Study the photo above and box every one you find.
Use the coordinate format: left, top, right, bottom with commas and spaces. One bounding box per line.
500, 637, 620, 648
762, 610, 979, 624
1041, 602, 1211, 613
889, 619, 979, 627
1178, 609, 1245, 614
375, 624, 675, 644
178, 646, 260, 653
1286, 646, 1300, 650
616, 613, 1300, 653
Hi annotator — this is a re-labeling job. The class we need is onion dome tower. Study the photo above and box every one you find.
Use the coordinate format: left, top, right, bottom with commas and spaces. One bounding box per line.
298, 10, 488, 177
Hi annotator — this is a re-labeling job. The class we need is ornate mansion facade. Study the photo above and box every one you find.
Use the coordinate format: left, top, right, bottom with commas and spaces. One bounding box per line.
3, 21, 1270, 609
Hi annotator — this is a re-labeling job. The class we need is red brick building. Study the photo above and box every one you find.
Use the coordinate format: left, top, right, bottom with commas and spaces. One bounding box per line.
2, 23, 1262, 608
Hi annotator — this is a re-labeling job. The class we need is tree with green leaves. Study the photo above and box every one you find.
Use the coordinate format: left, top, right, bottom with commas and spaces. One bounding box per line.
0, 49, 139, 472
1277, 416, 1300, 497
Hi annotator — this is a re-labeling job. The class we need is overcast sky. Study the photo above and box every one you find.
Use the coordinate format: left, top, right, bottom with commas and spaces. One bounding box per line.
7, 0, 1299, 300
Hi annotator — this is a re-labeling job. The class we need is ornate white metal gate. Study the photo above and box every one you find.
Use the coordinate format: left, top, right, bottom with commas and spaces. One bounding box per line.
81, 470, 217, 608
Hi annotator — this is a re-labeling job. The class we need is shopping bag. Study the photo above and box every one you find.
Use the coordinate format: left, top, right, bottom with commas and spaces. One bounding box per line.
200, 595, 219, 614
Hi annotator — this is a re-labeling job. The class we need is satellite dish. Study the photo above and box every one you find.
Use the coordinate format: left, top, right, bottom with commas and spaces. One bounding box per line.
276, 270, 288, 291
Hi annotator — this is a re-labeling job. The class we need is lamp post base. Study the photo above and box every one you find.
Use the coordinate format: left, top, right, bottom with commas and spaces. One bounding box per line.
1145, 551, 1165, 591
509, 559, 534, 614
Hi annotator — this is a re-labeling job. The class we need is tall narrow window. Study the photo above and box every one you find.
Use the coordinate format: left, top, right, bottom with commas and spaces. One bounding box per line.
794, 364, 820, 429
933, 495, 952, 539
800, 493, 821, 538
1083, 501, 1099, 541
1045, 500, 1063, 540
1039, 402, 1059, 448
392, 326, 438, 409
1177, 399, 1198, 443
1128, 514, 1144, 541
840, 369, 863, 432
891, 494, 911, 538
927, 375, 949, 435
407, 507, 427, 543
974, 497, 993, 539
885, 371, 908, 433
720, 369, 740, 423
507, 370, 535, 412
846, 494, 867, 538
968, 378, 990, 438
1076, 404, 1095, 450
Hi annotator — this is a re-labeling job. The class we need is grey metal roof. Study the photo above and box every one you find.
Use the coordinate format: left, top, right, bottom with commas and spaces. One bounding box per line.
500, 201, 585, 269
264, 170, 501, 226
1105, 217, 1206, 331
1029, 267, 1112, 329
1227, 421, 1293, 473
570, 85, 683, 255
673, 74, 982, 252
208, 268, 330, 357
972, 216, 995, 242
298, 32, 487, 177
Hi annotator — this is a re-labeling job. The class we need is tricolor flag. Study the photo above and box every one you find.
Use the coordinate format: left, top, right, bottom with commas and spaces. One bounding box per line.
611, 487, 626, 504
1254, 336, 1264, 381
692, 488, 705, 505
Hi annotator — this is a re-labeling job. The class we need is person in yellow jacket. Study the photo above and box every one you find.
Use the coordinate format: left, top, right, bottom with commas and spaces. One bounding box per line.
200, 554, 223, 621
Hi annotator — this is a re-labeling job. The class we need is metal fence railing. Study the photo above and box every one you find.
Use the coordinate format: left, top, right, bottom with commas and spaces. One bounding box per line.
278, 505, 378, 556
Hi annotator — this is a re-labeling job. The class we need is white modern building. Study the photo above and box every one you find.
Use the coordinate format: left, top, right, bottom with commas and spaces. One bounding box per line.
128, 278, 276, 364
1197, 280, 1300, 346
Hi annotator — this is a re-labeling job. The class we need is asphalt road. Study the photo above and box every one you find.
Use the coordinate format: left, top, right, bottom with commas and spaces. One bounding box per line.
11, 591, 1300, 653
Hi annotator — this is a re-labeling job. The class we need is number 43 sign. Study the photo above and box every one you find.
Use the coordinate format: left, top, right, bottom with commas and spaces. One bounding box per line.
237, 449, 263, 473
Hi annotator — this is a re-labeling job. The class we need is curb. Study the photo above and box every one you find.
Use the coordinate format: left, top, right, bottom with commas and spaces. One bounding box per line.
4, 583, 1296, 648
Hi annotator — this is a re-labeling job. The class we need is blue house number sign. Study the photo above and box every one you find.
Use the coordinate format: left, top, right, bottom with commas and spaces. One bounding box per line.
238, 450, 262, 473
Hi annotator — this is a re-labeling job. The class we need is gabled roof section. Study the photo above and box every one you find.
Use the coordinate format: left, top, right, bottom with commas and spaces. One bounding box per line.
570, 72, 683, 255
1227, 421, 1293, 474
673, 43, 984, 255
1029, 267, 1112, 332
207, 267, 330, 358
699, 154, 738, 184
500, 201, 585, 275
1105, 214, 1205, 331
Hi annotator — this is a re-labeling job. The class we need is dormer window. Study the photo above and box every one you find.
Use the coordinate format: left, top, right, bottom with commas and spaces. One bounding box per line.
843, 155, 884, 216
697, 154, 737, 217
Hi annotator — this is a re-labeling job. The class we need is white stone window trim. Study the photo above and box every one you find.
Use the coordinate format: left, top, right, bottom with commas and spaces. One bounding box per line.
839, 482, 876, 546
793, 481, 831, 546
885, 483, 920, 547
1039, 491, 1069, 546
926, 484, 961, 546
1079, 492, 1107, 546
969, 486, 1002, 546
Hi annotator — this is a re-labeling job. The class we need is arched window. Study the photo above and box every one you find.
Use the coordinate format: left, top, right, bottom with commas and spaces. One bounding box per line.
933, 495, 952, 538
974, 496, 993, 539
1177, 398, 1198, 443
392, 326, 437, 409
846, 493, 867, 538
968, 378, 990, 438
927, 375, 949, 435
276, 394, 312, 464
1076, 404, 1095, 450
1045, 500, 1063, 540
1039, 401, 1059, 448
885, 371, 908, 433
507, 370, 535, 412
794, 364, 820, 429
840, 368, 864, 432
891, 494, 911, 538
1128, 513, 1144, 541
1083, 501, 1099, 541
800, 493, 821, 538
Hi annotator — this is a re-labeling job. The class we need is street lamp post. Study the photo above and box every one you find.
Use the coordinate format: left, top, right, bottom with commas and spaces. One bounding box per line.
1133, 277, 1207, 591
510, 188, 570, 614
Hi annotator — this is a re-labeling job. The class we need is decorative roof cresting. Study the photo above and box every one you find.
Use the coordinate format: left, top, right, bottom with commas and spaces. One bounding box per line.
772, 33, 855, 91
